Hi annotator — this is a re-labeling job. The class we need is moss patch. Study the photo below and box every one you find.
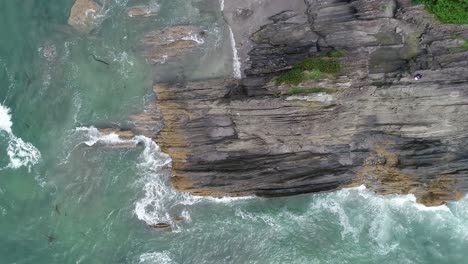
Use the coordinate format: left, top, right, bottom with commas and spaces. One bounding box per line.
275, 57, 342, 86
413, 0, 468, 24
305, 70, 324, 80
285, 87, 336, 96
295, 58, 342, 73
275, 68, 305, 86
462, 39, 468, 50
326, 50, 345, 58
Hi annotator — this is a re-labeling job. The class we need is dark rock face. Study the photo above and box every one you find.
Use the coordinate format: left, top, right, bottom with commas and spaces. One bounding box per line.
119, 0, 468, 205
246, 12, 319, 76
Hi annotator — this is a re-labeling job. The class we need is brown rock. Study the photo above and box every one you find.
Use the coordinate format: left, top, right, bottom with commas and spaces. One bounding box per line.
127, 5, 159, 18
149, 223, 172, 229
68, 0, 103, 34
141, 26, 205, 64
97, 128, 135, 141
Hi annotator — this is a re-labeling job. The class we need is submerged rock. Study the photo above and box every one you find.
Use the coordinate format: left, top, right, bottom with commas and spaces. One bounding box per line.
127, 4, 159, 18
68, 0, 103, 34
141, 26, 205, 64
80, 128, 138, 149
97, 128, 135, 141
149, 223, 172, 230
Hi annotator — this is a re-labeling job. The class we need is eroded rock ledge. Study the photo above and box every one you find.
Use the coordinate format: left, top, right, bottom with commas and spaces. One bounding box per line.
107, 0, 468, 206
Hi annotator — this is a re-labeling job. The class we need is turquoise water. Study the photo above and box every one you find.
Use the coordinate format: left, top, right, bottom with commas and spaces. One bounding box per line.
1, 1, 468, 263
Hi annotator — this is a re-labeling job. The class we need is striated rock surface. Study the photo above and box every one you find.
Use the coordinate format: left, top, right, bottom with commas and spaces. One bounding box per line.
112, 0, 468, 205
127, 4, 159, 18
68, 0, 103, 34
141, 26, 206, 64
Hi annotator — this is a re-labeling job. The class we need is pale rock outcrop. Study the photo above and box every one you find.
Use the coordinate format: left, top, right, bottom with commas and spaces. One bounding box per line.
68, 0, 103, 34
127, 4, 159, 18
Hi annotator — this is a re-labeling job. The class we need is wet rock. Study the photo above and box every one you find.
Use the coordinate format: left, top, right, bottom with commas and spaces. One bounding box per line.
127, 4, 159, 18
68, 0, 103, 34
83, 128, 137, 149
174, 217, 185, 223
141, 26, 205, 64
97, 128, 135, 141
149, 223, 172, 229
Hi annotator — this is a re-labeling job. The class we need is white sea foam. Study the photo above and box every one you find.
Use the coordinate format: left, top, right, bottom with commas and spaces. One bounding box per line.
74, 127, 138, 147
220, 0, 224, 11
307, 184, 458, 253
133, 135, 201, 225
181, 33, 205, 44
204, 195, 255, 203
6, 135, 41, 170
0, 103, 41, 171
76, 127, 257, 226
72, 91, 82, 125
139, 252, 174, 264
228, 26, 242, 79
0, 103, 13, 133
75, 127, 199, 225
354, 185, 450, 212
112, 51, 135, 77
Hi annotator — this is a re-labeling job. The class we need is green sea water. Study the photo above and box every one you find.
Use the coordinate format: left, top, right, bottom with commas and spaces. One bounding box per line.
1, 1, 468, 263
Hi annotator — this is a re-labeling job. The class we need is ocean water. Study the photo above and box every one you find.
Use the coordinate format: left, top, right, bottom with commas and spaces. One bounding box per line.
0, 1, 467, 264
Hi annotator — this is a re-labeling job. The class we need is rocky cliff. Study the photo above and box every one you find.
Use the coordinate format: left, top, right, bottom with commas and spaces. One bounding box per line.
77, 0, 468, 206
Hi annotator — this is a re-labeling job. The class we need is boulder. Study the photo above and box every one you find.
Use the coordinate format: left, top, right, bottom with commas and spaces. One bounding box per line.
68, 0, 103, 34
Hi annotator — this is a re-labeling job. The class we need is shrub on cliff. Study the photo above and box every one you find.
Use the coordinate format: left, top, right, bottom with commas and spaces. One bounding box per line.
413, 0, 468, 24
285, 87, 336, 95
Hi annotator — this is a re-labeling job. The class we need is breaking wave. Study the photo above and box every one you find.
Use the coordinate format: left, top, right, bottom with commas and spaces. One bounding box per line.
75, 127, 199, 227
139, 251, 174, 264
0, 103, 41, 171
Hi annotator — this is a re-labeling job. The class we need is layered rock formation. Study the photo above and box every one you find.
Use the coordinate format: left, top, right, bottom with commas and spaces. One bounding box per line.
95, 0, 468, 205
141, 25, 206, 64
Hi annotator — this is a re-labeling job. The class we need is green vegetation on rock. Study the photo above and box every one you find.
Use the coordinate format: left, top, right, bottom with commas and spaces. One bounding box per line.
275, 57, 342, 85
412, 0, 468, 24
296, 58, 342, 73
459, 39, 468, 50
305, 70, 324, 80
326, 50, 345, 58
275, 68, 306, 86
285, 87, 336, 96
